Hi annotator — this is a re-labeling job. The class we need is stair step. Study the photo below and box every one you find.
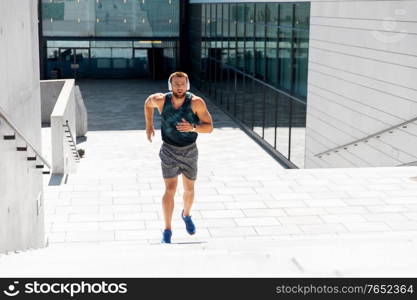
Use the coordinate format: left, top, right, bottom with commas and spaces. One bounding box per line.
42, 171, 51, 175
27, 156, 36, 161
4, 134, 15, 140
17, 146, 28, 151
36, 165, 44, 169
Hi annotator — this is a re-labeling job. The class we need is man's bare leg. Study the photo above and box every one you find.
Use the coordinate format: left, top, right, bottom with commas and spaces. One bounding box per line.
182, 174, 195, 216
162, 176, 178, 229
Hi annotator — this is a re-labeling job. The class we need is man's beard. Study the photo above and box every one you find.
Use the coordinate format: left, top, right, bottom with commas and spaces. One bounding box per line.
172, 91, 185, 99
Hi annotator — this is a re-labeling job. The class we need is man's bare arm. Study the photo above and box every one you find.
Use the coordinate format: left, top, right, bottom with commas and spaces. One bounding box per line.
193, 97, 214, 133
144, 93, 164, 142
144, 93, 164, 128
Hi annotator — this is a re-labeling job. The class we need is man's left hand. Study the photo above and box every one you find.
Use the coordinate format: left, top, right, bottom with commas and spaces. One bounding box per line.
176, 118, 193, 132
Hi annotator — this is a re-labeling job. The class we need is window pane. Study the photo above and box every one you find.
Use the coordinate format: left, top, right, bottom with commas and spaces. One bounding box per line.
266, 41, 278, 86
293, 28, 309, 99
245, 40, 254, 74
217, 4, 222, 37
279, 3, 293, 27
294, 2, 310, 29
255, 41, 265, 79
43, 0, 179, 37
266, 3, 278, 39
289, 99, 306, 168
47, 40, 89, 48
237, 40, 244, 70
255, 3, 265, 38
276, 94, 290, 158
222, 4, 229, 50
245, 3, 254, 37
42, 0, 95, 36
237, 4, 245, 38
278, 28, 292, 91
210, 3, 216, 38
91, 48, 111, 58
91, 41, 132, 48
112, 48, 132, 59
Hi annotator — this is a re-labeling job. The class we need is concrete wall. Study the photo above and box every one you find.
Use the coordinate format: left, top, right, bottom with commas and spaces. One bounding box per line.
41, 80, 88, 137
40, 80, 65, 125
304, 0, 417, 168
51, 79, 78, 175
0, 0, 45, 253
191, 0, 417, 168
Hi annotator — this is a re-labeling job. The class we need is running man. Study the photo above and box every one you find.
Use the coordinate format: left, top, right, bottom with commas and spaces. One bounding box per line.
144, 71, 213, 243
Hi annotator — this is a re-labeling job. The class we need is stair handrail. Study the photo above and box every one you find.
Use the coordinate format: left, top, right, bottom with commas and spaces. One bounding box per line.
63, 120, 80, 162
397, 161, 417, 167
0, 105, 51, 169
314, 116, 417, 157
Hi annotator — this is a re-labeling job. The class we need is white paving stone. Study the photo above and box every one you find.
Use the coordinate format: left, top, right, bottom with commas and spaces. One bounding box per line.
99, 204, 142, 213
343, 222, 391, 232
234, 217, 280, 226
242, 208, 286, 217
99, 221, 146, 231
254, 225, 302, 236
114, 212, 158, 221
299, 224, 348, 234
284, 207, 328, 216
200, 210, 245, 219
277, 216, 324, 225
264, 200, 307, 208
361, 213, 407, 222
225, 201, 267, 209
29, 81, 417, 276
320, 214, 367, 223
304, 198, 347, 207
69, 213, 114, 222
51, 222, 99, 232
208, 227, 258, 237
66, 231, 115, 242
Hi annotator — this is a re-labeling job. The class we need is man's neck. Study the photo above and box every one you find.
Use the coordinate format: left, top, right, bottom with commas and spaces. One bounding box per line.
172, 94, 186, 102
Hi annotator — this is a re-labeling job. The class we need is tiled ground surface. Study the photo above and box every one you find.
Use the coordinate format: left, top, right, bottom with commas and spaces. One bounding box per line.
1, 79, 416, 276
41, 79, 417, 245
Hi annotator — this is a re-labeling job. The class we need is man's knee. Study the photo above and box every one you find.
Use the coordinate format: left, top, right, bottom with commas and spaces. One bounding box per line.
184, 185, 194, 193
183, 180, 195, 193
163, 177, 178, 195
164, 187, 177, 197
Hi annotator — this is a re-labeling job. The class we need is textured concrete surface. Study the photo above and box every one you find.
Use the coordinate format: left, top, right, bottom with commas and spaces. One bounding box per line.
0, 0, 45, 254
2, 79, 417, 276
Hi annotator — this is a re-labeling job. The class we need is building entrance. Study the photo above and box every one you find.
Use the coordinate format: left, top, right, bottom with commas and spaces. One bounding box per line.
59, 48, 90, 79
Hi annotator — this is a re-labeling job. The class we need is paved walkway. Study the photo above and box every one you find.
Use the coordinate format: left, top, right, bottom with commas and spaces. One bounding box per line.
1, 79, 417, 276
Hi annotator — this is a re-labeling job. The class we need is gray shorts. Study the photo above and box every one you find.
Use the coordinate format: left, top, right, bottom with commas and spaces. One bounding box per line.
159, 141, 198, 180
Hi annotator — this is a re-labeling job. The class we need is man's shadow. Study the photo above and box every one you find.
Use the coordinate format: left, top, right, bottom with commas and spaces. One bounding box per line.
150, 241, 208, 245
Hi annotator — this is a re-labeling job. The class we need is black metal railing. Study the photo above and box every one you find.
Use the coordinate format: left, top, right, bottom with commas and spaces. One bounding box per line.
198, 56, 306, 168
63, 120, 80, 163
0, 105, 51, 174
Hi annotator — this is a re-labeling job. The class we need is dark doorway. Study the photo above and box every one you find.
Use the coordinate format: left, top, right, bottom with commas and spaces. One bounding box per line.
148, 48, 164, 80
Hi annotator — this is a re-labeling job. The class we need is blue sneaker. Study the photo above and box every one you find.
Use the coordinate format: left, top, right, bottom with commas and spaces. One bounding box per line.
181, 210, 196, 235
161, 229, 172, 243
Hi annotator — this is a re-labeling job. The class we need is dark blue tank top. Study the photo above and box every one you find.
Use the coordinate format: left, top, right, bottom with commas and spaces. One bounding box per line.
161, 92, 200, 147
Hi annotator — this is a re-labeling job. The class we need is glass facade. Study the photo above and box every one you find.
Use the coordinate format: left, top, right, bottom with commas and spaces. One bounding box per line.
40, 0, 310, 168
45, 40, 177, 79
41, 0, 180, 79
189, 2, 310, 168
42, 0, 179, 37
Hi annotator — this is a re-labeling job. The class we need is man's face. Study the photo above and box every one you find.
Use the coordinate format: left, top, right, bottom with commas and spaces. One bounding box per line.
171, 76, 187, 98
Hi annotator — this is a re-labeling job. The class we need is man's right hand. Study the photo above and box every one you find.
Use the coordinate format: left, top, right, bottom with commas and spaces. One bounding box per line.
146, 127, 155, 143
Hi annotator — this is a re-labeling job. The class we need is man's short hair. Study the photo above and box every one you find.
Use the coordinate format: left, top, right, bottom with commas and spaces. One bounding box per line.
168, 71, 190, 91
168, 71, 189, 83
